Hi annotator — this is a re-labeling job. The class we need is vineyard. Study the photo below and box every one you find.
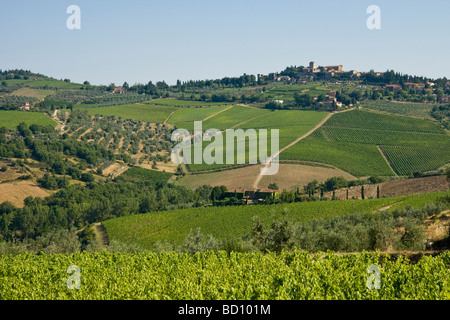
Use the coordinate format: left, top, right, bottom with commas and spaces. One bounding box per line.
360, 100, 435, 119
147, 98, 233, 107
186, 109, 328, 172
0, 250, 448, 299
281, 140, 394, 176
0, 111, 57, 129
201, 105, 271, 130
281, 109, 450, 176
103, 192, 450, 249
380, 145, 450, 175
168, 105, 231, 124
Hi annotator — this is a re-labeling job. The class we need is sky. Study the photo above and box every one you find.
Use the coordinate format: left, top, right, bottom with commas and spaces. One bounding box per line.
1, 0, 449, 86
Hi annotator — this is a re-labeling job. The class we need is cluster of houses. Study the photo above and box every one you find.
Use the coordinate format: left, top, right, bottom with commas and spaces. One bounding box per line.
321, 91, 342, 108
379, 81, 450, 103
258, 61, 362, 84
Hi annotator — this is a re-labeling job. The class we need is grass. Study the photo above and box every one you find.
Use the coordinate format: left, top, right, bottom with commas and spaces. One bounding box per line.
80, 103, 177, 123
0, 111, 57, 129
178, 163, 357, 191
8, 88, 55, 100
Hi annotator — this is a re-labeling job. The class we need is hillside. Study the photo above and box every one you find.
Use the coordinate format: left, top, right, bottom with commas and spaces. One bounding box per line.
103, 191, 449, 250
0, 67, 449, 256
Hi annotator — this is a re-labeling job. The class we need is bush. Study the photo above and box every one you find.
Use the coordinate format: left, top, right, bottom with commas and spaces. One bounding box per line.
181, 228, 221, 254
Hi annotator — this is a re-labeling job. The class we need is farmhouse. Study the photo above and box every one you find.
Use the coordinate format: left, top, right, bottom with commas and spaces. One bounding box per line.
275, 75, 292, 82
19, 102, 33, 111
438, 95, 449, 104
404, 82, 425, 89
385, 84, 402, 92
257, 188, 279, 199
223, 188, 279, 203
112, 86, 127, 94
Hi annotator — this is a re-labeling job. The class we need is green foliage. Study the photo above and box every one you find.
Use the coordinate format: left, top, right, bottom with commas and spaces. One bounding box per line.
117, 167, 172, 187
103, 192, 450, 249
0, 250, 449, 299
0, 111, 56, 129
268, 182, 279, 190
79, 103, 176, 123
38, 173, 69, 190
181, 228, 221, 254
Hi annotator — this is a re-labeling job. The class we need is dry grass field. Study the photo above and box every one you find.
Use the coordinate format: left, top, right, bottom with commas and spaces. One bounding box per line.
0, 180, 52, 207
178, 163, 357, 191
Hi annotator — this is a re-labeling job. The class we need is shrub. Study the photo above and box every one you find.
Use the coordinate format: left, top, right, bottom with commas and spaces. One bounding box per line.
182, 228, 221, 254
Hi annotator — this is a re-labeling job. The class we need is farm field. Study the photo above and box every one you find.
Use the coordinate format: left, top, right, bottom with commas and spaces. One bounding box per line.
380, 145, 450, 175
322, 109, 444, 133
282, 109, 450, 177
264, 83, 329, 101
0, 111, 56, 129
168, 105, 231, 125
79, 103, 178, 123
186, 109, 329, 172
201, 105, 271, 130
178, 165, 261, 190
0, 180, 53, 208
1, 250, 449, 299
102, 192, 450, 249
3, 78, 87, 90
360, 100, 436, 119
146, 98, 232, 107
321, 175, 449, 200
259, 163, 356, 191
7, 88, 55, 100
281, 140, 395, 177
179, 163, 356, 191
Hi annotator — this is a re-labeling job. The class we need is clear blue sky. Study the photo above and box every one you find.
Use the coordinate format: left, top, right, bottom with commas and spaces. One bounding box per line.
1, 0, 449, 85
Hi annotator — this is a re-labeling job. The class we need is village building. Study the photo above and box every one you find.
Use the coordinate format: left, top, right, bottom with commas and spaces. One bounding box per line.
385, 84, 402, 92
19, 102, 33, 111
438, 95, 449, 104
404, 82, 425, 90
112, 86, 127, 94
